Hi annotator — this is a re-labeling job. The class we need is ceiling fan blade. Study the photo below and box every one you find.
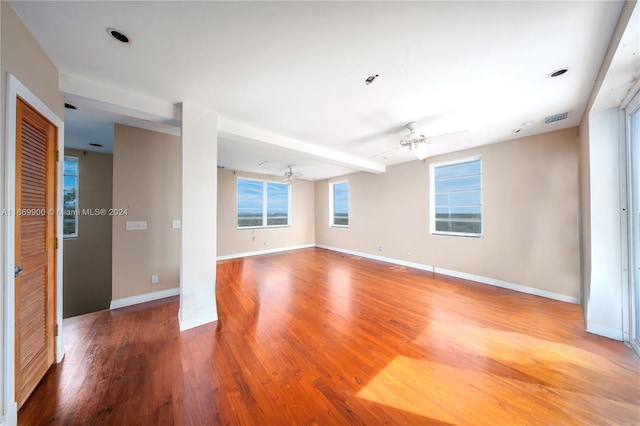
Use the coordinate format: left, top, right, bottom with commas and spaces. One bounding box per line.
283, 165, 303, 181
426, 130, 470, 144
369, 145, 403, 159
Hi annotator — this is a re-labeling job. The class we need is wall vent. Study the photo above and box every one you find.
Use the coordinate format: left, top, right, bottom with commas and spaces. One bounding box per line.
544, 112, 569, 124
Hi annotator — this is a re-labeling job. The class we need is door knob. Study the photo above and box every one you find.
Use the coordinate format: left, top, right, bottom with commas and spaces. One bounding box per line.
14, 266, 23, 278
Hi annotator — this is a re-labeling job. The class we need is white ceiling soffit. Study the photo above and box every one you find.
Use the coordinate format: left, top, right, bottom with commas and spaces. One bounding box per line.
592, 3, 640, 112
217, 137, 355, 182
218, 116, 385, 175
10, 1, 628, 179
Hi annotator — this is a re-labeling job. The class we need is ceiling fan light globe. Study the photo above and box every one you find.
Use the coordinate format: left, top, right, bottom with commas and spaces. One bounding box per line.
414, 145, 430, 160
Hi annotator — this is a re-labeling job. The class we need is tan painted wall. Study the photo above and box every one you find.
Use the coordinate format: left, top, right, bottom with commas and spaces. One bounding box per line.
316, 128, 581, 299
1, 3, 64, 120
217, 168, 315, 256
112, 124, 181, 300
0, 2, 64, 415
63, 149, 113, 318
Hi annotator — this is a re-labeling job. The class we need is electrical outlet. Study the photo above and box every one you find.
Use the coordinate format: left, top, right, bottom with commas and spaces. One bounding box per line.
151, 274, 158, 284
264, 241, 270, 246
378, 246, 383, 252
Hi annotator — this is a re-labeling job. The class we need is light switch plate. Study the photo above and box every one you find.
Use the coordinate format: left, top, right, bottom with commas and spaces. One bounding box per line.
126, 221, 147, 231
172, 220, 182, 229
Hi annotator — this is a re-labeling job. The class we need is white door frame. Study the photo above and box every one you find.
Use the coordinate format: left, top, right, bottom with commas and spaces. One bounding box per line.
3, 73, 64, 424
624, 87, 640, 357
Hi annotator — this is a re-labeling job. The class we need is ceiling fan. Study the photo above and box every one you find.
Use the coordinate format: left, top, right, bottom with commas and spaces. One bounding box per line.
283, 165, 303, 181
372, 122, 470, 161
399, 122, 429, 158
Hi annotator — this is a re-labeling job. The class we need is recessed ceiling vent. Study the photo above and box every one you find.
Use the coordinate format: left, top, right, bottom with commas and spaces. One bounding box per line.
64, 103, 77, 110
544, 112, 568, 124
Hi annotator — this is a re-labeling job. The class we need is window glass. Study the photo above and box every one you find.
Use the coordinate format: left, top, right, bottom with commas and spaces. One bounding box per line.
431, 158, 482, 236
63, 157, 79, 238
267, 182, 289, 226
331, 181, 349, 226
237, 178, 290, 228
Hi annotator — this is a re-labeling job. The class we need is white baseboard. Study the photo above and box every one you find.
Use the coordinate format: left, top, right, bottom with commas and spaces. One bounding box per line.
315, 244, 434, 273
2, 401, 17, 426
216, 244, 315, 261
110, 287, 180, 310
435, 266, 580, 304
586, 323, 624, 341
317, 245, 579, 305
179, 309, 218, 331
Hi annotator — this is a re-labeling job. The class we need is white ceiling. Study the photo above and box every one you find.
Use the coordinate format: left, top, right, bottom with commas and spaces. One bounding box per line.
10, 1, 634, 180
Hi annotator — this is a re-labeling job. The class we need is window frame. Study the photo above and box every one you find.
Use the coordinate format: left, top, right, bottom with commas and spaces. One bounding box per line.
329, 180, 349, 228
429, 155, 483, 237
63, 156, 79, 239
236, 177, 291, 229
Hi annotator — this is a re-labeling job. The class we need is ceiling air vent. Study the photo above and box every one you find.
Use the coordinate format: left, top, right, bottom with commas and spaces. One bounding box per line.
544, 112, 568, 124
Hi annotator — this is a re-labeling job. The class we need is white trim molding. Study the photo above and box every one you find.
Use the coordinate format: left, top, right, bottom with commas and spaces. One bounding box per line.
110, 287, 180, 310
586, 323, 624, 341
316, 245, 580, 305
315, 244, 435, 273
4, 74, 65, 426
216, 244, 315, 261
178, 310, 218, 332
434, 266, 579, 304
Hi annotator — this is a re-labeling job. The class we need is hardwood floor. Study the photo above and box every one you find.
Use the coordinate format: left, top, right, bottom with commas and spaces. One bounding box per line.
19, 248, 639, 425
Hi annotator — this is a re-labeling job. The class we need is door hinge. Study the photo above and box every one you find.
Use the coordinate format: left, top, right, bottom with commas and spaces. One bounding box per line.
55, 150, 59, 162
54, 324, 58, 337
54, 237, 58, 250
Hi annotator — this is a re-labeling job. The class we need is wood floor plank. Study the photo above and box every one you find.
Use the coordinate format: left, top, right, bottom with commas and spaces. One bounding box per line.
18, 248, 640, 425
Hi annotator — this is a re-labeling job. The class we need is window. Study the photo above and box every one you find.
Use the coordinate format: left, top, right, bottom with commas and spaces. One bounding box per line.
237, 178, 290, 228
330, 181, 349, 226
430, 157, 482, 236
63, 156, 79, 238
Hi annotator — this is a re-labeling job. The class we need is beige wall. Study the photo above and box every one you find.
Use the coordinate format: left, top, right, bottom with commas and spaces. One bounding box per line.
0, 3, 64, 120
112, 124, 181, 300
63, 149, 113, 318
316, 128, 581, 299
1, 2, 64, 416
217, 168, 315, 257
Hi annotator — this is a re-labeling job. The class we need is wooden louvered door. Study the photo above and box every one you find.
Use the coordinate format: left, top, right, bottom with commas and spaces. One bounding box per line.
14, 97, 57, 409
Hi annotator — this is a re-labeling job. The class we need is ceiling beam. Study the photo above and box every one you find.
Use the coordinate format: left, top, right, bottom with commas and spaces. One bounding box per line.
60, 73, 181, 123
218, 116, 386, 175
60, 73, 386, 175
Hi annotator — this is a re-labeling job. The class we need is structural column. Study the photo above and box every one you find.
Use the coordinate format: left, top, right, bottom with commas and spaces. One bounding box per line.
179, 102, 218, 331
585, 108, 625, 341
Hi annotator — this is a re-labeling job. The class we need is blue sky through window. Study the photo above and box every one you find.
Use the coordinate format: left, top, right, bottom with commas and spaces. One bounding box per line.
237, 178, 290, 227
433, 159, 482, 235
333, 182, 348, 215
331, 181, 348, 226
